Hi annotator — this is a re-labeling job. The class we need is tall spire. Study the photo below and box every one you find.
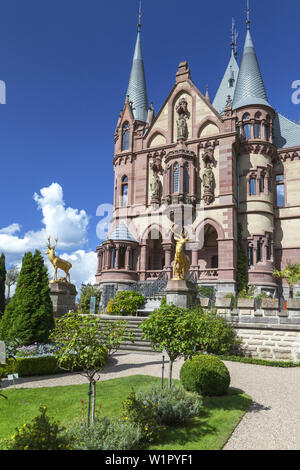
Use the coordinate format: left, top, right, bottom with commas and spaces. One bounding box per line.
246, 0, 251, 30
212, 20, 239, 114
232, 2, 271, 110
125, 1, 149, 123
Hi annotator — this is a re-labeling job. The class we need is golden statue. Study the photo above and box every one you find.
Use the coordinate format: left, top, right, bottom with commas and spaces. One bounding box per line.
46, 237, 72, 283
170, 224, 191, 281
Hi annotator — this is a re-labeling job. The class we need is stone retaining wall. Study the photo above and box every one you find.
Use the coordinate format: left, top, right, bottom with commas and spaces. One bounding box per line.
212, 298, 300, 362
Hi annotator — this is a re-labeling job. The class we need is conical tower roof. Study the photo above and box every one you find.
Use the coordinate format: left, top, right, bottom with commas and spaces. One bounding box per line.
126, 26, 149, 123
232, 26, 271, 110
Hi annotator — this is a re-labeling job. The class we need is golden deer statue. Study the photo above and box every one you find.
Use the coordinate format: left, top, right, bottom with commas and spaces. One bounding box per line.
46, 237, 72, 283
170, 224, 191, 281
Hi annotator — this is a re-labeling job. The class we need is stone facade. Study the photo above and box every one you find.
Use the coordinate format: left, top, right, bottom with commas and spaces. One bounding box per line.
95, 15, 300, 303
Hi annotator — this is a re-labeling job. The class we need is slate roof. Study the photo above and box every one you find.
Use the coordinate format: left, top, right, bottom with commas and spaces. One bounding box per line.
273, 113, 300, 149
232, 29, 271, 110
108, 222, 138, 242
126, 30, 149, 123
213, 51, 239, 115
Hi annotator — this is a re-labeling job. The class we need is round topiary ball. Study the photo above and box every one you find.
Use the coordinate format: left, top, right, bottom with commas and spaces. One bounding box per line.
180, 354, 230, 396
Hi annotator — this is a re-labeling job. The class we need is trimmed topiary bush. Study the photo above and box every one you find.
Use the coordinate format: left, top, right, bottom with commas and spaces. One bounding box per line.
180, 354, 230, 396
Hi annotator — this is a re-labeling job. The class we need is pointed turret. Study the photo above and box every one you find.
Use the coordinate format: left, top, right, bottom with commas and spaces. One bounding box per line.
213, 20, 239, 114
232, 4, 271, 110
125, 6, 149, 123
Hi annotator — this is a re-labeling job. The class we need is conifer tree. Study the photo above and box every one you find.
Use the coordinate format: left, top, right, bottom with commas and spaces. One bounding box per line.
0, 254, 6, 316
0, 250, 54, 345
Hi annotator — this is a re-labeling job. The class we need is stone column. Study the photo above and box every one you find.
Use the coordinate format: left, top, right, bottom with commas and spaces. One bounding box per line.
140, 244, 148, 281
125, 247, 131, 271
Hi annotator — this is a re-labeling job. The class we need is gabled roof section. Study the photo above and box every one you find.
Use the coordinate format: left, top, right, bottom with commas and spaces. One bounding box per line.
213, 51, 239, 114
126, 29, 149, 123
108, 222, 138, 243
232, 29, 271, 110
273, 113, 300, 149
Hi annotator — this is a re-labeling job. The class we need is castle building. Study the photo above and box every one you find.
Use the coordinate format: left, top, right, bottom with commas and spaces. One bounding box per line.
95, 7, 300, 303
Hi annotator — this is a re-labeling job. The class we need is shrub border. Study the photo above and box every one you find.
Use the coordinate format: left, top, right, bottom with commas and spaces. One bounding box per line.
216, 354, 300, 368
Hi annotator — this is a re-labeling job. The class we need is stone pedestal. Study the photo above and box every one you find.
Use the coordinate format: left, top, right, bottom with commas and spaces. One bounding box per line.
165, 279, 197, 308
49, 282, 77, 318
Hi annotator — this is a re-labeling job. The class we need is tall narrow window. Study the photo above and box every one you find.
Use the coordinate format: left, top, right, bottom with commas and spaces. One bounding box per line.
257, 242, 262, 263
111, 248, 116, 269
250, 178, 256, 195
266, 237, 272, 261
173, 163, 179, 193
254, 123, 261, 139
248, 246, 254, 267
121, 176, 128, 207
264, 125, 270, 141
119, 247, 126, 269
183, 162, 189, 194
259, 174, 265, 193
276, 175, 285, 207
243, 113, 251, 139
122, 122, 130, 151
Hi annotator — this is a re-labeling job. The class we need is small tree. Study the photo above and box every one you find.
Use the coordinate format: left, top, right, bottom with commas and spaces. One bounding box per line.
0, 253, 6, 316
0, 251, 54, 345
5, 265, 19, 301
140, 305, 204, 388
79, 284, 101, 314
273, 263, 300, 298
49, 312, 133, 426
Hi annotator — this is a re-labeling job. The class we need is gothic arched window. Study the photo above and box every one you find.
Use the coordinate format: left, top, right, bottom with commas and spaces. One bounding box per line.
121, 176, 128, 207
173, 163, 179, 193
242, 113, 251, 139
122, 122, 130, 151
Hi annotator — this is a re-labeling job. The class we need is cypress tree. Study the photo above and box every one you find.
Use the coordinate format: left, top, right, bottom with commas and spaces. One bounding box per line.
0, 250, 54, 345
0, 253, 6, 316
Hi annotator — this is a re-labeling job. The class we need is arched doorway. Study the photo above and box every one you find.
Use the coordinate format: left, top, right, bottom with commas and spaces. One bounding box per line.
199, 224, 218, 267
147, 230, 165, 272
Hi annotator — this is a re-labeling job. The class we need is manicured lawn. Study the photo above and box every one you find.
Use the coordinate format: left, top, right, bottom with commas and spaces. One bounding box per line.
0, 375, 251, 450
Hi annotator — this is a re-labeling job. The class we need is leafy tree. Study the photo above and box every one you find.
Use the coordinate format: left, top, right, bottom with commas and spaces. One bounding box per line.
49, 311, 133, 426
5, 265, 19, 301
140, 305, 204, 388
273, 263, 300, 298
0, 251, 54, 345
0, 253, 6, 316
79, 284, 101, 314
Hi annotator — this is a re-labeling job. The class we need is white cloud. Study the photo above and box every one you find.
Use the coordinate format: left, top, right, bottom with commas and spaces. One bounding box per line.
0, 183, 96, 291
0, 223, 21, 235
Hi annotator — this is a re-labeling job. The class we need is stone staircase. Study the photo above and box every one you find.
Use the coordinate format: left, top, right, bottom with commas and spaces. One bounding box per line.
99, 315, 157, 353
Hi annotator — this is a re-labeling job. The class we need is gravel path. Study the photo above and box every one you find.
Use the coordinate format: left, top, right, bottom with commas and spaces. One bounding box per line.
2, 352, 300, 450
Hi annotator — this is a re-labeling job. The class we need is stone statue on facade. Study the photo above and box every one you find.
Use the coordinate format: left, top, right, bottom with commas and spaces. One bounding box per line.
202, 162, 215, 205
176, 97, 189, 141
150, 173, 161, 200
203, 163, 214, 192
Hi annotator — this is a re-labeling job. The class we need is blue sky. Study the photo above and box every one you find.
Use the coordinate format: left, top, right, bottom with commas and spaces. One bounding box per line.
0, 0, 299, 291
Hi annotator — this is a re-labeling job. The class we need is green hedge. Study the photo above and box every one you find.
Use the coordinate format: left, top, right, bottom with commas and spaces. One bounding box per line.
0, 356, 61, 378
216, 355, 300, 368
